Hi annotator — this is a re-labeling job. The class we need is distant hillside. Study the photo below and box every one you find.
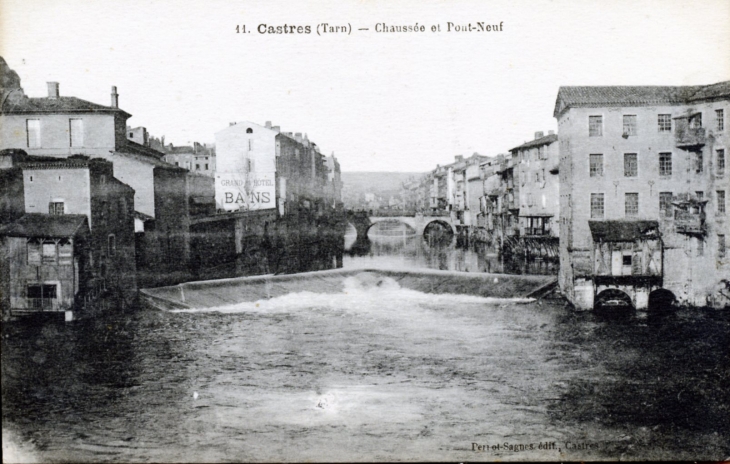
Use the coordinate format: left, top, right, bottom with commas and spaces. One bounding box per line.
341, 171, 423, 209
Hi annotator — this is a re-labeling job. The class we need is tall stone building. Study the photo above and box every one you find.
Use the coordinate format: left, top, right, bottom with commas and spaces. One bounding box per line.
554, 82, 729, 309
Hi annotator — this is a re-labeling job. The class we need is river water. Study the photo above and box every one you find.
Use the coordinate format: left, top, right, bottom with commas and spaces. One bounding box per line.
2, 231, 729, 462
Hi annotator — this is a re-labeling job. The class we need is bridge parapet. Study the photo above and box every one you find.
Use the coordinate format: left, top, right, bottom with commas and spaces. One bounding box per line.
346, 209, 456, 239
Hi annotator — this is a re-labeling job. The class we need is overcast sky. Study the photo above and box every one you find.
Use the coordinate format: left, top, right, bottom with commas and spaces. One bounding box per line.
1, 0, 729, 172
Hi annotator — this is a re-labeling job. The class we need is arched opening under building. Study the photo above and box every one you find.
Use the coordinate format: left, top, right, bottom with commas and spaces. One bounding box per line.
648, 288, 677, 312
594, 288, 634, 316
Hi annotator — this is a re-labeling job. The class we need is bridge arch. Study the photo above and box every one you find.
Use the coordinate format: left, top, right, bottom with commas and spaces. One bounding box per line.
365, 219, 417, 236
423, 219, 456, 236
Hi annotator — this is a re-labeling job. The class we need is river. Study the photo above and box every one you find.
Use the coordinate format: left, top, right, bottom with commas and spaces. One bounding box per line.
2, 228, 729, 462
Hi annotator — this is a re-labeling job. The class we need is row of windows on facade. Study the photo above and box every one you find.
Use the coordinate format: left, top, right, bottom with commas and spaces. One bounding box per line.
588, 191, 726, 219
588, 149, 726, 177
48, 198, 131, 218
587, 109, 724, 137
174, 161, 210, 171
26, 118, 84, 148
26, 235, 116, 266
521, 169, 548, 184
519, 145, 550, 162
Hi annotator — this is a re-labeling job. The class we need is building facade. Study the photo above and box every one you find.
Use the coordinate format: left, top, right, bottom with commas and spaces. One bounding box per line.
4, 156, 138, 308
555, 82, 729, 309
510, 131, 560, 237
1, 214, 91, 316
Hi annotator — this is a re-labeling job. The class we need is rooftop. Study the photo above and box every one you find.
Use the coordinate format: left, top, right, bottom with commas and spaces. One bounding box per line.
589, 220, 660, 242
1, 96, 131, 118
510, 133, 558, 152
0, 213, 89, 238
554, 81, 730, 117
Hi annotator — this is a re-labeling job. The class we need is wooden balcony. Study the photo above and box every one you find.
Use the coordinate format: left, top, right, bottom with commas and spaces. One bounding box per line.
675, 215, 705, 235
675, 127, 706, 150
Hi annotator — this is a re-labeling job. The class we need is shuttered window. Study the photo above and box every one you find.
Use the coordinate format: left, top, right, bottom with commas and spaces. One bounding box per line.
70, 118, 84, 147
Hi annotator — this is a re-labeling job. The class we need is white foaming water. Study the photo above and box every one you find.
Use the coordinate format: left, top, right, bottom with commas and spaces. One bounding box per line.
170, 274, 534, 315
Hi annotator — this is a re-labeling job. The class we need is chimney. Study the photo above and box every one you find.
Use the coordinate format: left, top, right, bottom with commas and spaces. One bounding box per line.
272, 125, 281, 133
548, 130, 555, 135
47, 82, 60, 98
111, 86, 119, 108
230, 122, 236, 126
534, 131, 544, 140
455, 155, 464, 162
265, 121, 272, 129
294, 132, 302, 141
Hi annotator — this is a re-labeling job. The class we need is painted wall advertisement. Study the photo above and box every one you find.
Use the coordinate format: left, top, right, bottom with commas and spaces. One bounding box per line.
215, 172, 276, 212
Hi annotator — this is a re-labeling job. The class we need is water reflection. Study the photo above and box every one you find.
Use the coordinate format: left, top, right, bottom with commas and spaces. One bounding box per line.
344, 230, 558, 276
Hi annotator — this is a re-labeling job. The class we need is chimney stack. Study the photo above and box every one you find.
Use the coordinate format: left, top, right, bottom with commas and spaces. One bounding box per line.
294, 132, 302, 141
265, 121, 272, 129
548, 130, 555, 135
534, 131, 544, 140
47, 82, 60, 98
455, 155, 464, 162
272, 125, 280, 133
111, 86, 119, 108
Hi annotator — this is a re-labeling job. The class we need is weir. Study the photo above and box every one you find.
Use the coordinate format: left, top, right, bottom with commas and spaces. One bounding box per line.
140, 268, 557, 311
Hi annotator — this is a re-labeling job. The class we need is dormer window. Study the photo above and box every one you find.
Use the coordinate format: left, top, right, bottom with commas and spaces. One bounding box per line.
49, 201, 65, 215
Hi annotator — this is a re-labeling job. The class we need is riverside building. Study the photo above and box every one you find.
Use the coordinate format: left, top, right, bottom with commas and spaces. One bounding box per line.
554, 82, 729, 309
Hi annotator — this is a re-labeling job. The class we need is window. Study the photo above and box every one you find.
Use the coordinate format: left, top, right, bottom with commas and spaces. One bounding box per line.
589, 116, 603, 137
48, 202, 64, 215
27, 284, 57, 306
717, 109, 724, 131
720, 235, 727, 258
246, 128, 253, 134
625, 193, 639, 217
717, 149, 726, 176
718, 190, 726, 215
659, 192, 673, 218
690, 113, 702, 129
69, 118, 83, 147
108, 234, 116, 256
589, 154, 603, 177
659, 153, 672, 177
693, 152, 703, 173
541, 169, 545, 182
42, 242, 57, 264
129, 132, 134, 137
658, 114, 672, 132
58, 241, 72, 265
205, 164, 209, 170
26, 119, 41, 148
535, 172, 540, 183
622, 255, 632, 266
27, 240, 41, 265
624, 153, 638, 177
195, 164, 200, 170
591, 193, 604, 218
696, 191, 704, 201
623, 115, 637, 136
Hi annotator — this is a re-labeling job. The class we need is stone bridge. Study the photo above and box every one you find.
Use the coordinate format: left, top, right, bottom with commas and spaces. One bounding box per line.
347, 210, 457, 239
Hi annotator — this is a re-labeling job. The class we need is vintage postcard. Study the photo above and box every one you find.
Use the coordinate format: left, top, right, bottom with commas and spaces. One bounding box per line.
1, 0, 729, 462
